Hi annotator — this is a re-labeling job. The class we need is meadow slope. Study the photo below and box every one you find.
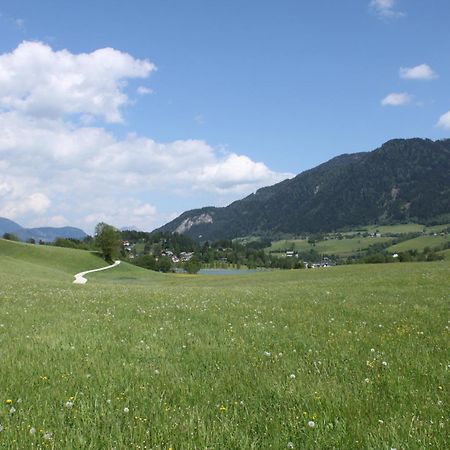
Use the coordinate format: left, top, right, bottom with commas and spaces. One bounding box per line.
0, 243, 448, 449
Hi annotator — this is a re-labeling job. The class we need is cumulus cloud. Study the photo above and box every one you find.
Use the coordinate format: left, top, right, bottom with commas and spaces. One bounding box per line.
370, 0, 404, 19
0, 41, 155, 122
381, 92, 412, 106
399, 64, 437, 80
436, 111, 450, 129
0, 112, 292, 231
0, 41, 292, 232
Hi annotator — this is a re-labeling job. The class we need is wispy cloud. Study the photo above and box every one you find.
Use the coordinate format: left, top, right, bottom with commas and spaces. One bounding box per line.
399, 64, 437, 80
194, 114, 206, 125
381, 92, 412, 106
136, 86, 153, 95
436, 111, 450, 129
370, 0, 405, 19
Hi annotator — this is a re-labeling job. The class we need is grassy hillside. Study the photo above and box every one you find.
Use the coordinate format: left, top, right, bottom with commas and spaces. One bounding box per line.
0, 239, 110, 281
387, 234, 450, 253
0, 254, 448, 448
269, 236, 393, 257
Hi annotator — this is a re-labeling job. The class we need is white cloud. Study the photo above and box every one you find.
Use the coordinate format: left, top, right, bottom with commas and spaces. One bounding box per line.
0, 112, 292, 231
381, 92, 412, 106
436, 111, 450, 129
137, 86, 153, 95
0, 41, 155, 122
0, 41, 292, 233
399, 64, 437, 80
370, 0, 404, 18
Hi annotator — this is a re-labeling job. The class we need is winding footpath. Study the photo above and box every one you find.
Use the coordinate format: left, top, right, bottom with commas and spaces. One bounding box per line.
73, 260, 121, 284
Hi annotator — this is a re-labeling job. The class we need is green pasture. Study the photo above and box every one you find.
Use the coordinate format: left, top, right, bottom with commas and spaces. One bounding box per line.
387, 235, 450, 253
268, 236, 393, 257
0, 239, 108, 282
0, 243, 448, 449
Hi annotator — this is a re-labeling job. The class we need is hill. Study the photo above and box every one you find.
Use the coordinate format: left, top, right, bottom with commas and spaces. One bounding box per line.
0, 217, 24, 235
156, 138, 450, 241
0, 217, 87, 242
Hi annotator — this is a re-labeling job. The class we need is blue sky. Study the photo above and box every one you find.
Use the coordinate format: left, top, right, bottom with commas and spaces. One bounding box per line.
0, 0, 449, 232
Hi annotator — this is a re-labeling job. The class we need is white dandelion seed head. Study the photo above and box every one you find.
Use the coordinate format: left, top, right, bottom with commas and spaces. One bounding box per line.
308, 420, 316, 428
287, 442, 295, 449
382, 361, 388, 366
29, 427, 36, 435
43, 431, 53, 441
106, 399, 112, 404
123, 407, 130, 413
65, 401, 74, 409
289, 374, 296, 380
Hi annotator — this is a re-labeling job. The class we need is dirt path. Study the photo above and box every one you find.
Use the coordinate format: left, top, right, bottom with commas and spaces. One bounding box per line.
73, 260, 121, 284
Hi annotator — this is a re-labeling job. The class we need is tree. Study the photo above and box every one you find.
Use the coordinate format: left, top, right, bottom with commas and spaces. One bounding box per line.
3, 232, 19, 241
156, 256, 172, 273
95, 222, 121, 262
184, 257, 202, 274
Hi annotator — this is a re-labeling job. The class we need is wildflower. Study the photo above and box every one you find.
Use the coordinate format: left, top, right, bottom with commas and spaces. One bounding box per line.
43, 431, 53, 441
264, 351, 271, 357
30, 427, 36, 435
9, 406, 16, 414
364, 378, 370, 383
289, 374, 296, 380
5, 399, 12, 405
382, 361, 388, 366
123, 407, 130, 413
287, 442, 295, 449
65, 401, 74, 409
106, 399, 112, 404
219, 405, 227, 412
378, 419, 384, 424
308, 420, 316, 428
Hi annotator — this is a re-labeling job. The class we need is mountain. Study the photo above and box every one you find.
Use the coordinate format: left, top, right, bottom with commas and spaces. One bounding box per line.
0, 218, 87, 243
0, 217, 23, 236
156, 138, 450, 241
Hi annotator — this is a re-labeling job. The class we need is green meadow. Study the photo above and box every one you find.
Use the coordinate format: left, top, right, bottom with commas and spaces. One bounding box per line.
268, 237, 394, 257
0, 239, 449, 449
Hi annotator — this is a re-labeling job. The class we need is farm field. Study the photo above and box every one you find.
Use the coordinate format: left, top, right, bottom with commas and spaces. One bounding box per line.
268, 236, 393, 257
0, 241, 449, 449
387, 235, 450, 253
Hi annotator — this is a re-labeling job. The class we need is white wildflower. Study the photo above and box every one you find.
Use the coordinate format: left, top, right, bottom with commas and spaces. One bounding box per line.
65, 401, 74, 409
43, 431, 53, 441
287, 442, 295, 449
123, 406, 129, 413
308, 420, 316, 428
289, 374, 296, 380
29, 427, 36, 435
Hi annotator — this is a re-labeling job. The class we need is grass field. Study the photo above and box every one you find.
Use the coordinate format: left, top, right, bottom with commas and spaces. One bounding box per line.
387, 235, 450, 253
268, 237, 393, 257
0, 242, 449, 449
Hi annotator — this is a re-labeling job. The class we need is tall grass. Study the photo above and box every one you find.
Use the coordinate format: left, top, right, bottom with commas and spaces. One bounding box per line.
0, 250, 448, 448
